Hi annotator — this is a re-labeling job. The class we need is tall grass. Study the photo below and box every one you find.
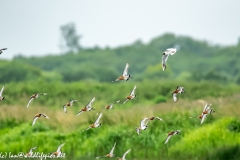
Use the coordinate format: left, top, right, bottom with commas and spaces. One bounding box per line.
0, 81, 240, 160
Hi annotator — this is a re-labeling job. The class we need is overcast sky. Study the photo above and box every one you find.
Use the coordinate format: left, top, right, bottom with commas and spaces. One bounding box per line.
0, 0, 240, 59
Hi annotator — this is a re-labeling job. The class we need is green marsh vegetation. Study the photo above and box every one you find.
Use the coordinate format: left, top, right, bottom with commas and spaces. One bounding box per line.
0, 33, 240, 160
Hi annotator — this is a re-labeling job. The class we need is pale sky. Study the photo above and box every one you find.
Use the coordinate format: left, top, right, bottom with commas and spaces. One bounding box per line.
0, 0, 240, 59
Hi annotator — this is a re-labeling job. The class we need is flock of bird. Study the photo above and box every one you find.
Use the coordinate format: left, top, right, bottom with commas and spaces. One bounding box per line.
0, 47, 215, 159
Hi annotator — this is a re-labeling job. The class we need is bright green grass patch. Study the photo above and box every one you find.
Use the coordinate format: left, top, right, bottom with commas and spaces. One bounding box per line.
169, 118, 240, 159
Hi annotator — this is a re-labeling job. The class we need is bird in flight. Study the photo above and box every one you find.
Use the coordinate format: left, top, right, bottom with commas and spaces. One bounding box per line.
32, 113, 49, 126
190, 103, 214, 124
0, 48, 7, 54
96, 100, 120, 115
82, 113, 103, 131
136, 118, 149, 135
63, 99, 79, 113
172, 86, 185, 103
162, 48, 177, 71
96, 142, 117, 159
26, 93, 47, 108
122, 85, 137, 104
112, 63, 132, 82
76, 97, 95, 115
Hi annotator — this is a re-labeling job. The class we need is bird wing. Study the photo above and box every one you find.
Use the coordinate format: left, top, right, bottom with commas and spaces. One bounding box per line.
95, 113, 102, 125
201, 114, 207, 124
172, 93, 177, 102
164, 135, 172, 144
130, 85, 137, 96
0, 86, 4, 97
202, 103, 208, 115
114, 100, 121, 104
140, 118, 149, 128
39, 93, 48, 96
166, 48, 177, 55
162, 54, 170, 71
57, 143, 65, 152
86, 97, 95, 109
70, 100, 79, 104
122, 148, 131, 159
122, 63, 129, 76
41, 113, 49, 119
205, 104, 211, 112
109, 142, 116, 155
26, 98, 34, 108
0, 48, 7, 50
155, 117, 164, 121
63, 105, 67, 113
122, 99, 129, 104
136, 128, 140, 135
32, 116, 39, 126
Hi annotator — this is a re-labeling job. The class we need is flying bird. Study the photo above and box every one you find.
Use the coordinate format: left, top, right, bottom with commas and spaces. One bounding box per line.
32, 113, 49, 126
162, 48, 177, 71
0, 48, 7, 54
76, 97, 95, 115
0, 85, 5, 101
25, 146, 38, 157
96, 142, 116, 159
190, 103, 214, 124
51, 143, 65, 157
63, 100, 79, 113
82, 113, 103, 131
164, 130, 180, 144
122, 85, 137, 104
26, 93, 47, 108
172, 86, 185, 103
112, 63, 132, 82
115, 149, 131, 160
96, 100, 120, 115
136, 118, 149, 135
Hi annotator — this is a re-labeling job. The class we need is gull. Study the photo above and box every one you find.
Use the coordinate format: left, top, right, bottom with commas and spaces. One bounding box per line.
0, 48, 7, 54
190, 103, 214, 124
51, 143, 65, 157
96, 142, 116, 159
172, 86, 185, 103
0, 85, 5, 101
122, 85, 137, 104
25, 146, 38, 157
96, 100, 120, 115
112, 63, 132, 82
32, 113, 49, 126
76, 97, 95, 115
136, 118, 149, 135
63, 100, 79, 113
83, 113, 102, 131
162, 48, 177, 71
115, 149, 131, 160
26, 93, 47, 108
164, 130, 180, 144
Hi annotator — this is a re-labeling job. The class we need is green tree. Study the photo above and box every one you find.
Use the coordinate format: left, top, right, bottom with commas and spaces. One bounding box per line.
60, 23, 82, 53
